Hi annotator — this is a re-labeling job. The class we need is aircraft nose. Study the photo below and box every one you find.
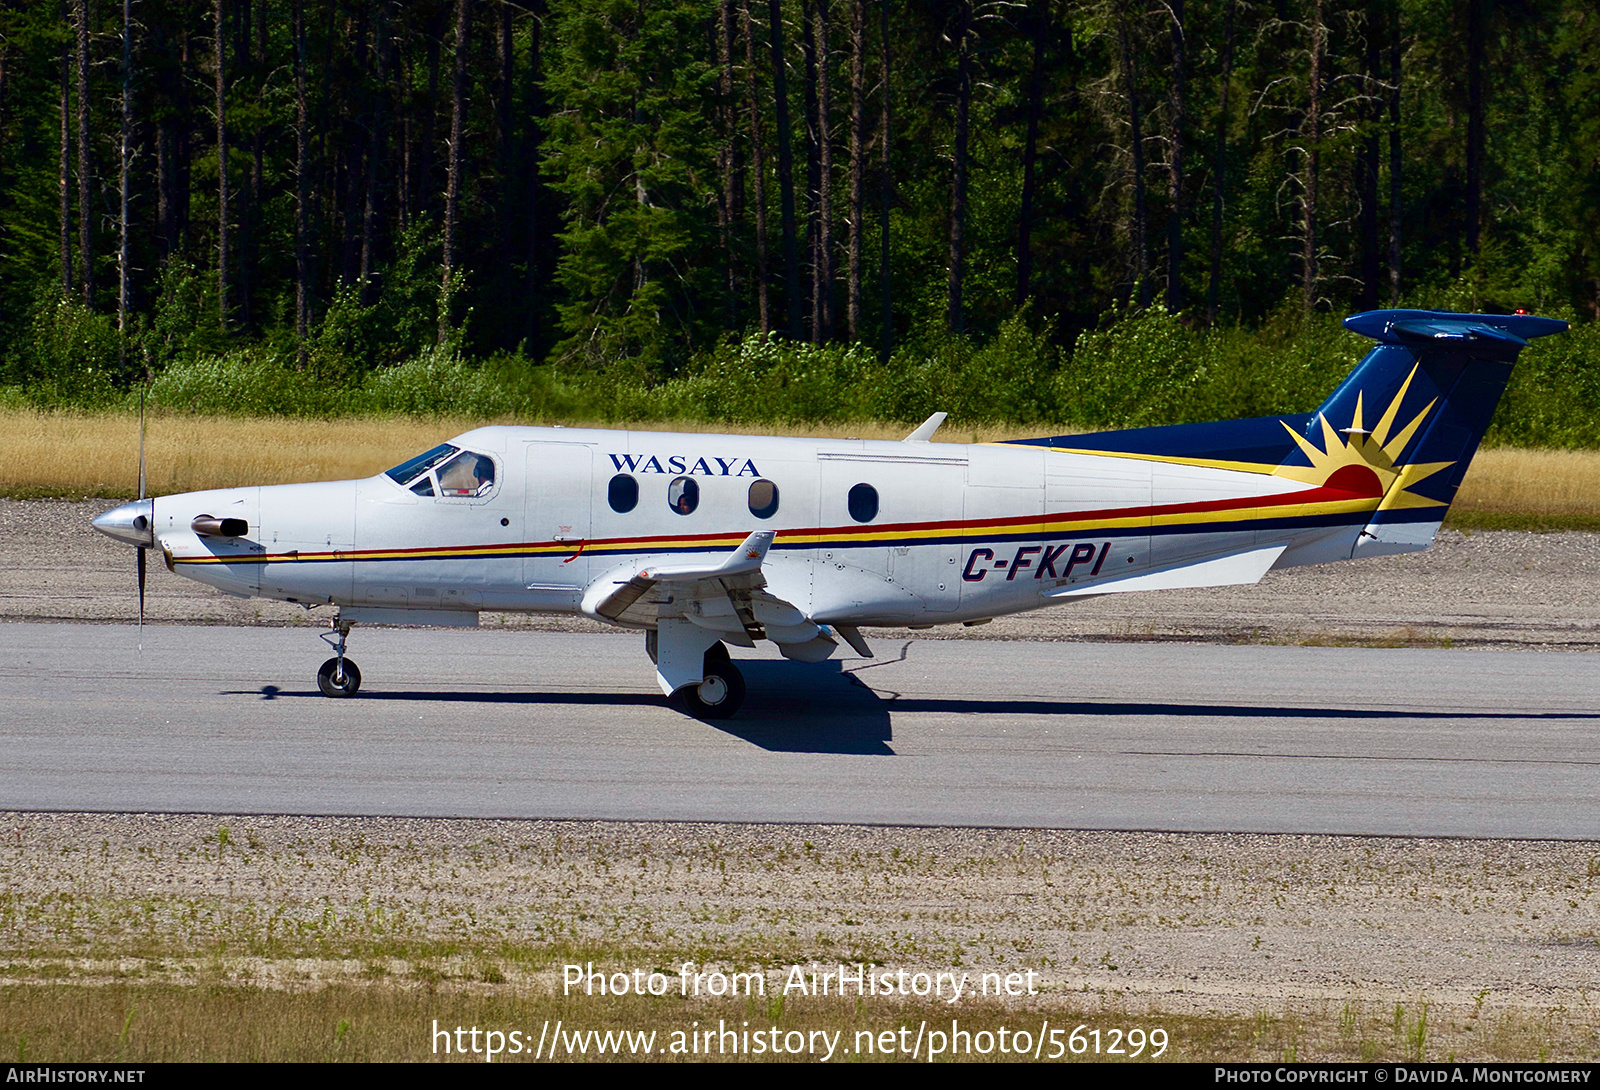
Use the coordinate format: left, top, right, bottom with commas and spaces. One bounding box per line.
92, 499, 155, 547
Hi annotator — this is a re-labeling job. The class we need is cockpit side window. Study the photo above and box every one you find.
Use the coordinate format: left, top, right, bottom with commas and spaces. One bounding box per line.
385, 443, 459, 485
436, 452, 497, 497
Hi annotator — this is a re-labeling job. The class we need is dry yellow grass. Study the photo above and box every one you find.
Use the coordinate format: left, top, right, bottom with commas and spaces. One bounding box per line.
1451, 447, 1600, 516
1, 409, 1594, 525
0, 410, 489, 498
0, 409, 1043, 498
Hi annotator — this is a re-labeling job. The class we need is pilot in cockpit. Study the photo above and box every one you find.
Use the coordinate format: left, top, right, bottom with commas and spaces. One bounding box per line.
438, 453, 495, 497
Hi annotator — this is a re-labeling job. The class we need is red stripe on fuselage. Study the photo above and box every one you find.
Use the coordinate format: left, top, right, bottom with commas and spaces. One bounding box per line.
177, 477, 1365, 564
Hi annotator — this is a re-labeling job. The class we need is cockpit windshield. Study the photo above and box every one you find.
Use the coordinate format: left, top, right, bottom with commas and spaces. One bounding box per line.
384, 444, 459, 485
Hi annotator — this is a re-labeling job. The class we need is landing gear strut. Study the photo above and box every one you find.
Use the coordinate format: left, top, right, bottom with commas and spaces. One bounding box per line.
317, 617, 361, 697
678, 642, 745, 720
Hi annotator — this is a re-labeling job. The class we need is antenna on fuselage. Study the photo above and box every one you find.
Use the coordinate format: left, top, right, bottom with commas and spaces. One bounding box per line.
904, 412, 948, 443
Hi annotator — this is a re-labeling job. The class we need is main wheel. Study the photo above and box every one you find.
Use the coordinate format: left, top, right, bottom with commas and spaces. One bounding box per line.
317, 657, 362, 697
678, 658, 745, 720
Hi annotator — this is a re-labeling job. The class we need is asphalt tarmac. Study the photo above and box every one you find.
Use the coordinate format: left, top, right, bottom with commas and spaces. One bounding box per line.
3, 623, 1596, 838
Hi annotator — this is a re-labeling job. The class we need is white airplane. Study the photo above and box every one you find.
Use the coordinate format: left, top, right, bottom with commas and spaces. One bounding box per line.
93, 309, 1566, 718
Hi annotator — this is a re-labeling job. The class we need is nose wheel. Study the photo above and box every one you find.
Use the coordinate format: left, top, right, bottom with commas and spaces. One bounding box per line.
317, 618, 361, 697
317, 656, 362, 697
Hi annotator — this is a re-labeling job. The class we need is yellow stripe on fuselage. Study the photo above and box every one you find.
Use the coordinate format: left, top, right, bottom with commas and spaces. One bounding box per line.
168, 489, 1379, 567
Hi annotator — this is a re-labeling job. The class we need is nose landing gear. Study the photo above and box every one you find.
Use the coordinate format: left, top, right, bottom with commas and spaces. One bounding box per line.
317, 617, 361, 697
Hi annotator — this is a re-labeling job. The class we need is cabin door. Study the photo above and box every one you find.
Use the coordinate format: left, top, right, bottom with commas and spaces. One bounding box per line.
523, 442, 594, 592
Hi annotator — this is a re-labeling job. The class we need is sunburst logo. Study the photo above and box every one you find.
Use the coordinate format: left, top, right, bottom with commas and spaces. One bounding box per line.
1273, 364, 1453, 510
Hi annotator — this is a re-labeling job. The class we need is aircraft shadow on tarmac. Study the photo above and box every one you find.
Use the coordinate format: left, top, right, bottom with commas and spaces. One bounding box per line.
236, 663, 1599, 759
711, 660, 893, 754
237, 660, 898, 756
870, 698, 1600, 722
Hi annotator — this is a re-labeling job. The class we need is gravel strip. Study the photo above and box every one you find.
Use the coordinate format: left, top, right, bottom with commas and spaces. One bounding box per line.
2, 812, 1596, 1023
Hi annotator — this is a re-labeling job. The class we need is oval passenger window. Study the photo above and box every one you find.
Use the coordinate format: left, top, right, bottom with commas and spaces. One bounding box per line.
608, 473, 639, 513
667, 476, 700, 515
847, 483, 878, 523
747, 479, 779, 519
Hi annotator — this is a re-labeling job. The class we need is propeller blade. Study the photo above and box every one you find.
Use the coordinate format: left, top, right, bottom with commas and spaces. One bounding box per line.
137, 379, 148, 650
137, 545, 146, 649
138, 384, 147, 502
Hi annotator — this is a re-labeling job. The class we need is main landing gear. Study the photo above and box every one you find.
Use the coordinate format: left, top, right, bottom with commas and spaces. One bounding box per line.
317, 617, 361, 697
679, 642, 746, 720
648, 630, 745, 720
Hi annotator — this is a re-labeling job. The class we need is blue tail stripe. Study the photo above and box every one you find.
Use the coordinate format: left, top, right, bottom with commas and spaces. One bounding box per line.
1008, 413, 1314, 465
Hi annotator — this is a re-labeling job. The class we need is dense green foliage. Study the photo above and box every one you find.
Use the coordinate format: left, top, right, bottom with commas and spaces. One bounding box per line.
0, 0, 1594, 440
17, 298, 1593, 449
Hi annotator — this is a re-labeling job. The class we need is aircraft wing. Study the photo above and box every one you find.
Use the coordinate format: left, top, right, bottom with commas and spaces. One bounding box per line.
580, 531, 823, 648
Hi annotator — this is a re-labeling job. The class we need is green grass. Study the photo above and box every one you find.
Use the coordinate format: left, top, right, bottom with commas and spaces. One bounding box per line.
1442, 509, 1600, 533
3, 983, 1588, 1063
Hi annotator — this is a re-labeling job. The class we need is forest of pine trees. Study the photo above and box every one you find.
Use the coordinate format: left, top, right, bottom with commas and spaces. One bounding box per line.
0, 0, 1596, 408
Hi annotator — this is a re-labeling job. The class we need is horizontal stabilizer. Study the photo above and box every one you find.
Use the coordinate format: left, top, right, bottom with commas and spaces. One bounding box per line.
1343, 309, 1568, 348
1044, 544, 1287, 598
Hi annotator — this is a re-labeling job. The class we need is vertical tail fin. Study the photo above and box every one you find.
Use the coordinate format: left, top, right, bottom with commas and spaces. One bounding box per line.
1275, 309, 1568, 556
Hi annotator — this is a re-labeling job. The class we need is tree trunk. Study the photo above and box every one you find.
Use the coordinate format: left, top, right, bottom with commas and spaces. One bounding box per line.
363, 1, 392, 302
215, 0, 229, 328
60, 13, 72, 298
814, 0, 833, 341
947, 0, 971, 334
1116, 2, 1148, 307
496, 2, 514, 269
745, 1, 770, 334
399, 49, 412, 231
152, 19, 181, 267
337, 5, 369, 290
0, 46, 9, 264
238, 0, 258, 329
878, 0, 892, 358
1302, 0, 1323, 310
718, 0, 740, 328
294, 0, 309, 362
768, 0, 801, 339
75, 0, 92, 305
420, 16, 442, 218
439, 0, 471, 345
800, 0, 819, 338
1205, 0, 1234, 325
1388, 0, 1402, 303
1465, 0, 1483, 260
523, 1, 548, 350
119, 0, 132, 336
1358, 0, 1381, 309
1016, 0, 1046, 308
846, 0, 864, 339
1165, 0, 1185, 313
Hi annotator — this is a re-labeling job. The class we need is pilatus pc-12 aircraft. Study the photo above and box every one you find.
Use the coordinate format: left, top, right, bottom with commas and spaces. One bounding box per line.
93, 309, 1566, 718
